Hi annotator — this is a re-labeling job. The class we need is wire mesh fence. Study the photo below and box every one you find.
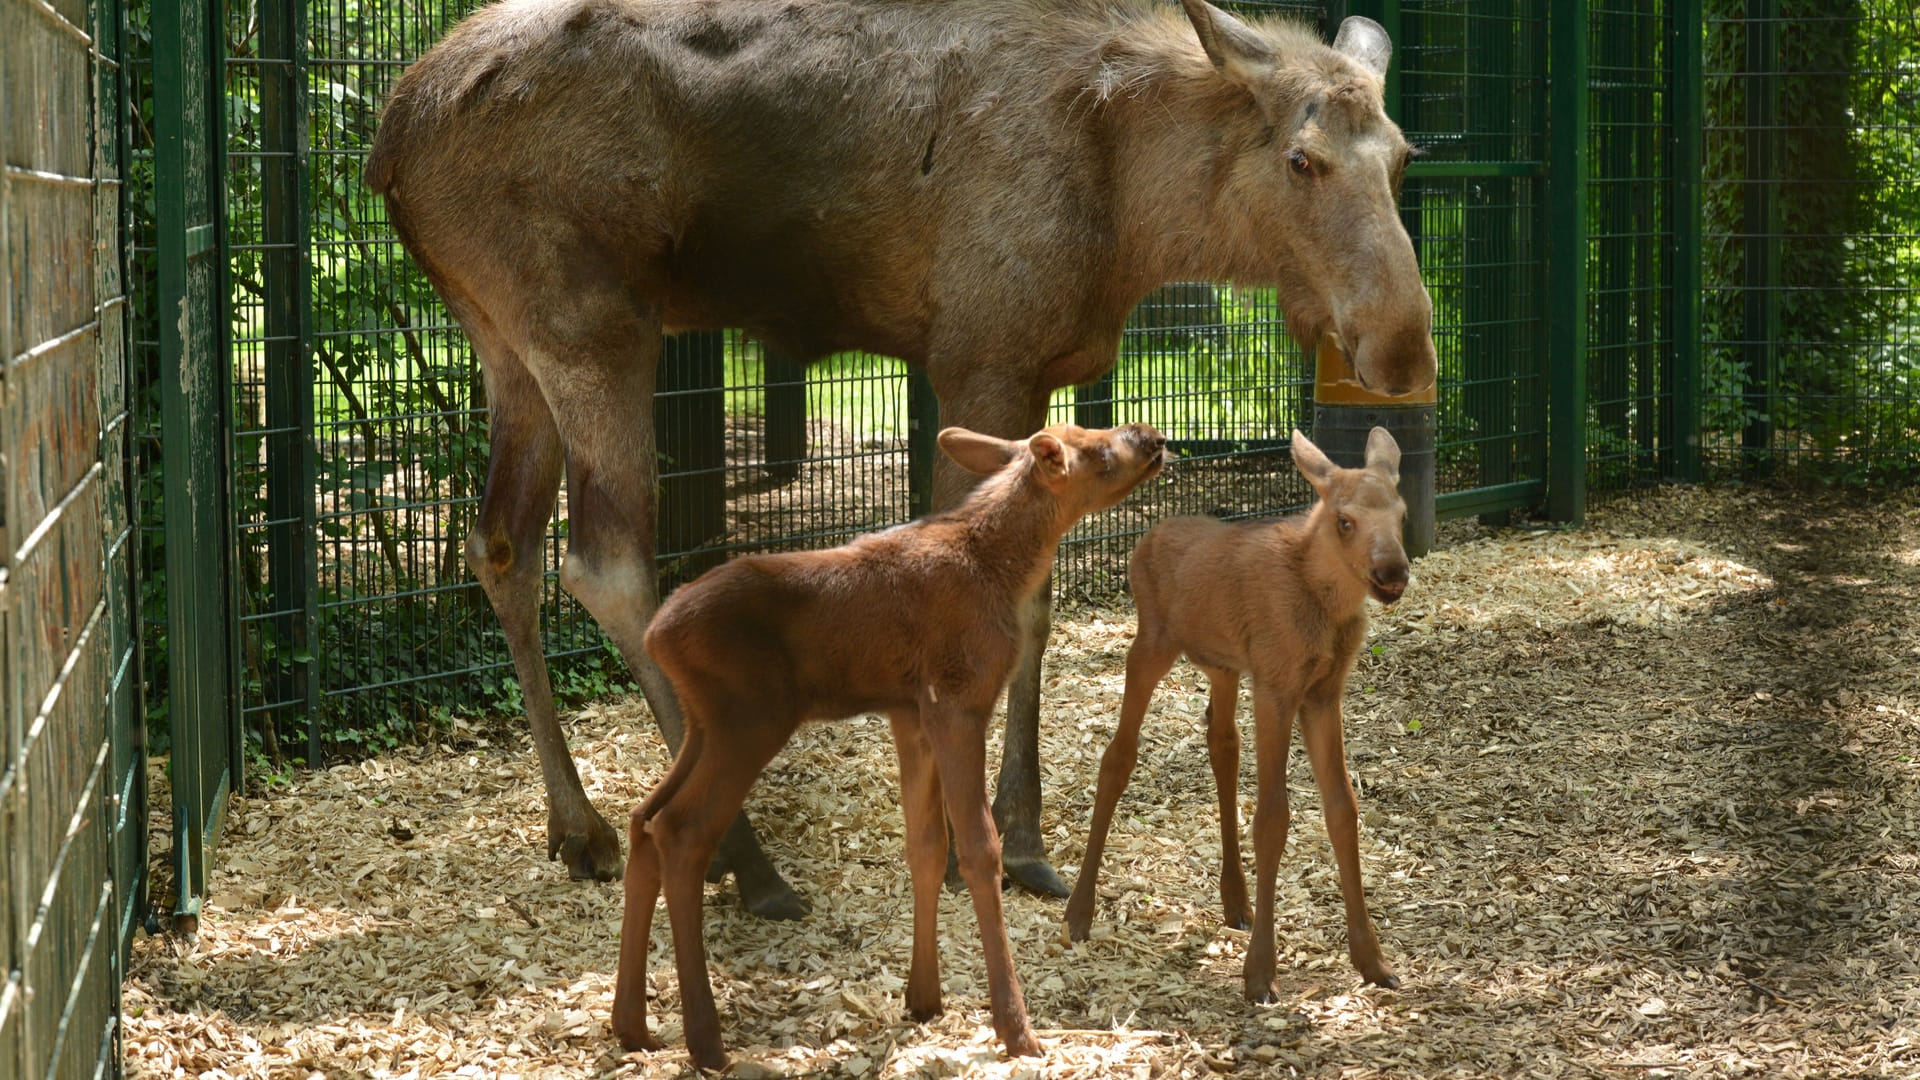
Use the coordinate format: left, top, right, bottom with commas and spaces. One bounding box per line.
1397, 0, 1551, 516
1585, 0, 1678, 494
127, 0, 1920, 763
2, 0, 142, 1068
1700, 0, 1920, 483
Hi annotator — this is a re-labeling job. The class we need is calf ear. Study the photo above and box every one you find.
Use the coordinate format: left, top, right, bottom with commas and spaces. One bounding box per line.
1028, 432, 1070, 481
1334, 15, 1393, 81
939, 427, 1017, 475
1290, 429, 1337, 493
1181, 0, 1274, 88
1364, 426, 1402, 483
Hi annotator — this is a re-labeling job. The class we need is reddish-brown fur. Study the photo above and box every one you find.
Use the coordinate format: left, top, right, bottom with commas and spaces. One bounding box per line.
612, 423, 1166, 1070
366, 0, 1435, 910
1064, 427, 1409, 1000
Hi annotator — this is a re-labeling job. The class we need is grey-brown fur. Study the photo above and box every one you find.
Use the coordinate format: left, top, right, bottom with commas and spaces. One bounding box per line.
367, 0, 1434, 908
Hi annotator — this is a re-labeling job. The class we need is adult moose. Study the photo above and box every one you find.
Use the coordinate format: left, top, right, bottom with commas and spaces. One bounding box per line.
366, 0, 1435, 917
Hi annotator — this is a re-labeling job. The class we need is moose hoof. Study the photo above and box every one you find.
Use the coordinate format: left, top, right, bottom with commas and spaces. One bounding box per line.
1002, 855, 1070, 898
1363, 969, 1402, 990
740, 877, 810, 922
551, 818, 623, 882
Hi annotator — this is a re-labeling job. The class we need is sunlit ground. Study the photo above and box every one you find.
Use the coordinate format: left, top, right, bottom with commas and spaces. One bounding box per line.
127, 486, 1920, 1078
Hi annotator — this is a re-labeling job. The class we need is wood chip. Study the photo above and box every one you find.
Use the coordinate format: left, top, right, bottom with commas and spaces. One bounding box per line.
126, 487, 1920, 1078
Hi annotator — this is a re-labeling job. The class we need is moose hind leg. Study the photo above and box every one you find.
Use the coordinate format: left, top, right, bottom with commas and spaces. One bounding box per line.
531, 316, 805, 919
465, 344, 621, 881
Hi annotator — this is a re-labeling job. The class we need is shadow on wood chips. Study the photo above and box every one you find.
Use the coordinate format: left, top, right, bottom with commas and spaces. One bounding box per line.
126, 486, 1920, 1079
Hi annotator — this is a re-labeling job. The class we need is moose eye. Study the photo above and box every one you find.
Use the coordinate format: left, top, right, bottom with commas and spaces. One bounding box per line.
1338, 514, 1354, 535
1287, 148, 1314, 178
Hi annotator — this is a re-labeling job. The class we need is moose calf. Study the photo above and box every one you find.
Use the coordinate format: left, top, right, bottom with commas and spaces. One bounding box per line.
613, 422, 1167, 1070
1064, 427, 1408, 1000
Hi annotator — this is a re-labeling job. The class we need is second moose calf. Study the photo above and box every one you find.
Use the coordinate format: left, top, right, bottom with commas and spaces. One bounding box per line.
1065, 427, 1409, 1000
613, 422, 1166, 1071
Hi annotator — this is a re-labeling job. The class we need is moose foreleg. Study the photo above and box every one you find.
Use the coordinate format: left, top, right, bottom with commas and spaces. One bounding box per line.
994, 581, 1070, 896
930, 382, 1064, 896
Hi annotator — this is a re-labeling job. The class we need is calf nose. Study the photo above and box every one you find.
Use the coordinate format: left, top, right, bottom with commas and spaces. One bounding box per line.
1128, 424, 1167, 453
1370, 560, 1410, 599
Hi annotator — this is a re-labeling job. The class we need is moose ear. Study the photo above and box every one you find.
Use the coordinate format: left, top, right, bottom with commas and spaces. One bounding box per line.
1027, 432, 1070, 480
1290, 429, 1337, 492
1364, 425, 1402, 483
938, 427, 1018, 476
1181, 0, 1275, 87
1333, 15, 1392, 81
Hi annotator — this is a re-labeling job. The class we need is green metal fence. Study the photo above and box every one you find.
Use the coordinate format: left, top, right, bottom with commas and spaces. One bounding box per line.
1583, 0, 1682, 494
152, 0, 1585, 769
1700, 1, 1920, 482
2, 0, 144, 1069
115, 0, 1920, 928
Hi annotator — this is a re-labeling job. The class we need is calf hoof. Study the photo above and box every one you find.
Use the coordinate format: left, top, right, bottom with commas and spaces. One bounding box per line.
611, 1019, 661, 1054
551, 816, 623, 882
1001, 1025, 1043, 1059
1362, 967, 1402, 990
1221, 894, 1250, 932
1002, 855, 1070, 899
905, 989, 943, 1022
1063, 891, 1095, 942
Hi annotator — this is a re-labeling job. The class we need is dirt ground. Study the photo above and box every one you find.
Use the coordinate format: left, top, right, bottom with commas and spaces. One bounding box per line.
125, 485, 1920, 1079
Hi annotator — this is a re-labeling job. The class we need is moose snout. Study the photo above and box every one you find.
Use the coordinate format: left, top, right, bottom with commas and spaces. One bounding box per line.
1368, 561, 1410, 603
1346, 318, 1439, 396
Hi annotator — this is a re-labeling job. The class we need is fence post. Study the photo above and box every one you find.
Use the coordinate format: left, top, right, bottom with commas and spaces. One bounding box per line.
1740, 0, 1779, 473
656, 331, 727, 582
258, 0, 319, 760
1073, 374, 1115, 431
1546, 0, 1589, 524
763, 348, 807, 481
1463, 0, 1519, 525
154, 0, 240, 931
1669, 0, 1703, 481
907, 367, 939, 518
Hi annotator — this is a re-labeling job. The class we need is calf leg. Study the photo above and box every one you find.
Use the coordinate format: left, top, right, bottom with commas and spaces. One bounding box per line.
528, 310, 803, 919
1245, 686, 1299, 1003
648, 714, 792, 1071
1300, 692, 1398, 988
463, 342, 620, 881
611, 810, 664, 1051
1200, 669, 1250, 931
888, 711, 949, 1020
923, 704, 1041, 1059
612, 716, 711, 1051
930, 386, 1063, 896
1065, 630, 1178, 940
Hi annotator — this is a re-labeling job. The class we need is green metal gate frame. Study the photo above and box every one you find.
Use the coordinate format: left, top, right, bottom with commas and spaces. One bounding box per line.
151, 0, 242, 932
